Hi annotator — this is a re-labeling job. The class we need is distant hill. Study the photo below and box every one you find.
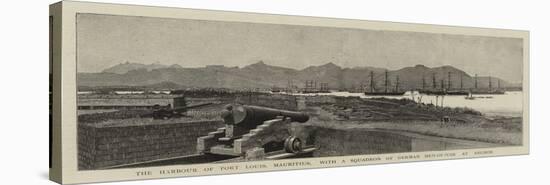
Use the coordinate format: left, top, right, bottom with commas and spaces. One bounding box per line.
102, 62, 183, 74
78, 62, 520, 90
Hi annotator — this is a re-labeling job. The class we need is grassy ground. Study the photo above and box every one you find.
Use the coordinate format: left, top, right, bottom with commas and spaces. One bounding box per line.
78, 109, 119, 115
307, 98, 523, 145
78, 103, 225, 127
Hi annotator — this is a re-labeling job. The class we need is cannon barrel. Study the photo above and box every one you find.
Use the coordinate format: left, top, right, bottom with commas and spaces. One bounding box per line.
172, 102, 213, 112
143, 102, 214, 119
230, 105, 309, 127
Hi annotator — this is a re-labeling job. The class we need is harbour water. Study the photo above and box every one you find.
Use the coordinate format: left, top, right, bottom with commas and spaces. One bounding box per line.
291, 91, 523, 117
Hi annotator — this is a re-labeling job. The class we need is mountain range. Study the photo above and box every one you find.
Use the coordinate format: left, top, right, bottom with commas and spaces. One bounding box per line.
78, 61, 520, 90
101, 62, 183, 74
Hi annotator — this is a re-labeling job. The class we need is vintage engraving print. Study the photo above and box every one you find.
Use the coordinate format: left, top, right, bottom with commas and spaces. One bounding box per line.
76, 13, 524, 168
52, 1, 529, 184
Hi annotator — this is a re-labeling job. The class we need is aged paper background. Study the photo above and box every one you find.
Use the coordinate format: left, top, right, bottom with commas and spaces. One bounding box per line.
56, 1, 529, 184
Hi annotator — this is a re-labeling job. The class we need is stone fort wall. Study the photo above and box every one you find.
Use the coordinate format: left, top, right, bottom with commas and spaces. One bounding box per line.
78, 120, 223, 170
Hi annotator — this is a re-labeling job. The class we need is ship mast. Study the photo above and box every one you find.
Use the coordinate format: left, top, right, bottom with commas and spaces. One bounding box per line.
384, 70, 389, 93
474, 74, 478, 89
432, 73, 437, 89
447, 72, 452, 90
422, 75, 426, 90
395, 76, 400, 93
460, 74, 463, 90
287, 79, 293, 92
370, 71, 375, 93
489, 76, 493, 91
314, 80, 318, 91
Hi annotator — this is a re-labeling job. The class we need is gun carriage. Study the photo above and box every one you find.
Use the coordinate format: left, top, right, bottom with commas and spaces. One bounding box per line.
197, 105, 315, 160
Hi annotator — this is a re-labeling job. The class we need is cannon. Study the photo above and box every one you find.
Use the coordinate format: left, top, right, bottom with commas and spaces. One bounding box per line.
142, 102, 213, 119
197, 105, 314, 159
229, 105, 309, 128
139, 96, 216, 119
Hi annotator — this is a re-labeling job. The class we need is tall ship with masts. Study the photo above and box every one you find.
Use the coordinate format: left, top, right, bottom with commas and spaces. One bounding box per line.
470, 75, 505, 94
301, 80, 330, 93
420, 72, 469, 95
446, 72, 469, 95
364, 70, 406, 96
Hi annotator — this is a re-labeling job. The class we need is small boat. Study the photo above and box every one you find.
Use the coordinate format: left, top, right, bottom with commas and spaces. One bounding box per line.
464, 93, 475, 100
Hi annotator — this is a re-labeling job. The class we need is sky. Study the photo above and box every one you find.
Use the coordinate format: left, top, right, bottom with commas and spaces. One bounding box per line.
77, 14, 524, 83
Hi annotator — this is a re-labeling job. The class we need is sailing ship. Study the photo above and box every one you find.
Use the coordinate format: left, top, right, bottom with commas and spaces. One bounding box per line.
301, 80, 330, 93
364, 70, 405, 96
470, 75, 505, 94
420, 72, 468, 95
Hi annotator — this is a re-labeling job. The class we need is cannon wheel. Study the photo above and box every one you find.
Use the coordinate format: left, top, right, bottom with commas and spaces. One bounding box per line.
284, 136, 303, 154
